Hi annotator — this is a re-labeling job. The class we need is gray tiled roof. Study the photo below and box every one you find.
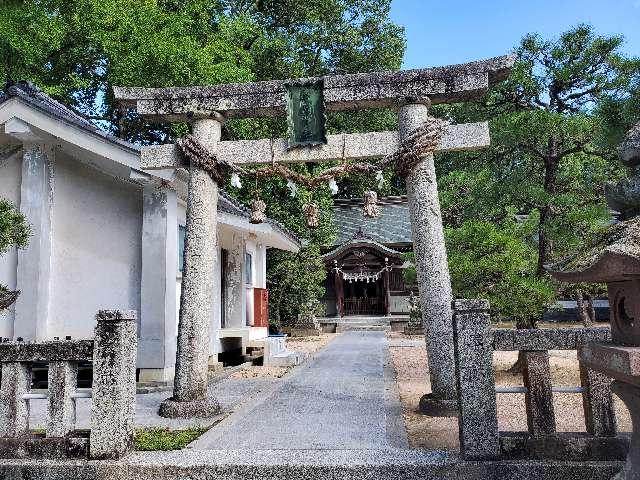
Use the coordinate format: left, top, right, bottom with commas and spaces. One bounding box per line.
1, 81, 140, 153
332, 196, 412, 246
218, 192, 301, 247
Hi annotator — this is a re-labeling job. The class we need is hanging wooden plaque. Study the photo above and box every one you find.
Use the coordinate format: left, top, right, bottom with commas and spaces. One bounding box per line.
286, 80, 327, 149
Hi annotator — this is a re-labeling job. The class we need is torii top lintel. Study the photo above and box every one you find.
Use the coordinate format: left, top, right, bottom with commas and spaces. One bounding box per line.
113, 54, 515, 121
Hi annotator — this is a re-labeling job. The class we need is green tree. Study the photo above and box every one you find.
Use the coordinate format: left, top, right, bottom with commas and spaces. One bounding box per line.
403, 213, 556, 323
1, 0, 404, 141
429, 25, 639, 329
445, 216, 556, 324
0, 198, 30, 305
597, 76, 640, 147
489, 25, 639, 276
266, 245, 327, 330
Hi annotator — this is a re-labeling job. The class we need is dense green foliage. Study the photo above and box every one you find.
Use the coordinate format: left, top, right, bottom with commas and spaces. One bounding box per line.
489, 26, 638, 275
0, 198, 30, 295
266, 245, 327, 329
403, 213, 556, 323
0, 0, 405, 326
0, 199, 29, 255
445, 217, 556, 323
0, 0, 404, 141
134, 427, 207, 451
430, 25, 640, 324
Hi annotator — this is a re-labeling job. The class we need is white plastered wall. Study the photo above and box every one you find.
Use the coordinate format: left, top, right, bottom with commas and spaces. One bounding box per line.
48, 151, 142, 338
0, 148, 23, 338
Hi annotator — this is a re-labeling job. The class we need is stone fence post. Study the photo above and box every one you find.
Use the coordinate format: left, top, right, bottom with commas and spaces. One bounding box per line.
453, 299, 500, 460
47, 360, 78, 437
90, 310, 137, 460
0, 362, 31, 437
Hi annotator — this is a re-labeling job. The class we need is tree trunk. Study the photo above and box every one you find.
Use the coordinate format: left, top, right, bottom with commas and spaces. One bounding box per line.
515, 140, 559, 372
574, 290, 591, 326
586, 294, 597, 325
536, 139, 560, 277
507, 317, 537, 374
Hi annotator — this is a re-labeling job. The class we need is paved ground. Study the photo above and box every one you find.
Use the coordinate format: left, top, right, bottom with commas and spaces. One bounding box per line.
191, 331, 407, 450
29, 376, 278, 430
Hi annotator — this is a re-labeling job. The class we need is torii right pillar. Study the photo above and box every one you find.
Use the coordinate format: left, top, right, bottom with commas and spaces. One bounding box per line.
400, 99, 458, 416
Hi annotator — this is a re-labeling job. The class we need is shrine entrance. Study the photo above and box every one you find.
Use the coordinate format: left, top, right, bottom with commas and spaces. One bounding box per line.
114, 54, 514, 417
322, 233, 405, 317
343, 277, 385, 316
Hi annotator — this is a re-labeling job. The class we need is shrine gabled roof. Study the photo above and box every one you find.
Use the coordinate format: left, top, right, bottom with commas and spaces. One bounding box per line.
332, 196, 412, 246
322, 235, 404, 264
546, 217, 640, 283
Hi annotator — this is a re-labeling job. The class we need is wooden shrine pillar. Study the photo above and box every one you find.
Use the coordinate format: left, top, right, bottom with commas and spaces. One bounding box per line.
335, 270, 344, 318
384, 268, 391, 317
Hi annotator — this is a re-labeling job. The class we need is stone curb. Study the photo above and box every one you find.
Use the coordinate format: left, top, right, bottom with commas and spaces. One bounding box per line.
135, 362, 252, 395
0, 450, 623, 480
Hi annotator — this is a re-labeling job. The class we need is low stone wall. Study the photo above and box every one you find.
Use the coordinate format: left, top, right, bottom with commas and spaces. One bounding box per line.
390, 320, 409, 332
453, 299, 623, 464
0, 449, 624, 480
0, 310, 137, 460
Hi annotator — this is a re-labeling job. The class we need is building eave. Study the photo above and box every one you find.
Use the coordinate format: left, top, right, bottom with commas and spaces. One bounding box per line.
322, 238, 404, 264
0, 96, 173, 184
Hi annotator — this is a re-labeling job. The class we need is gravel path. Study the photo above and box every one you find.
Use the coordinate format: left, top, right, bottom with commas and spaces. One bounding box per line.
388, 332, 632, 450
191, 331, 408, 450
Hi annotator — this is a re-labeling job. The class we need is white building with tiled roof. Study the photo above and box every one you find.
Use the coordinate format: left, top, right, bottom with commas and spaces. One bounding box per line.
0, 81, 300, 383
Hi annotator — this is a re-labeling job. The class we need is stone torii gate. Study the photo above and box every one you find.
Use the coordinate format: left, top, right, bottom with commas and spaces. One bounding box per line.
114, 54, 514, 417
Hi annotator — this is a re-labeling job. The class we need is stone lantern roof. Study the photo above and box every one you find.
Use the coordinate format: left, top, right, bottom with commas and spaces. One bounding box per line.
547, 217, 640, 283
548, 123, 640, 283
619, 122, 640, 166
605, 122, 640, 219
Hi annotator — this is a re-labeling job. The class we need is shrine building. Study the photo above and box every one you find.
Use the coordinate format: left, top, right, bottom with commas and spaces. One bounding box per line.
320, 196, 414, 322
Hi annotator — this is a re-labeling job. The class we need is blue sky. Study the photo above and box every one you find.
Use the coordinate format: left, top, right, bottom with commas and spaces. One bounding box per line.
390, 0, 639, 69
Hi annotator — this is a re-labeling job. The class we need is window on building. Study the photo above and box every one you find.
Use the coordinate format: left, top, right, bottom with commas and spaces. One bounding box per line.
178, 225, 186, 272
245, 252, 253, 285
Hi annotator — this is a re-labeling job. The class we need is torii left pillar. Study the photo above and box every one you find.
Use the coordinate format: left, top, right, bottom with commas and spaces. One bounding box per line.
159, 117, 223, 418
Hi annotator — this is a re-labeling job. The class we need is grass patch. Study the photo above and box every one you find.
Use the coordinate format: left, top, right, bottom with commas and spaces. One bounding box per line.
134, 427, 208, 451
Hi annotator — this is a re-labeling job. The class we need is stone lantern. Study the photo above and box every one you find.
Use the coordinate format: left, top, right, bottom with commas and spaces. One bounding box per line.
548, 124, 640, 480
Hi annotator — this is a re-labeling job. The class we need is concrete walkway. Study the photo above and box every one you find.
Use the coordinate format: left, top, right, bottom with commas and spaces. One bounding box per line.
191, 331, 407, 450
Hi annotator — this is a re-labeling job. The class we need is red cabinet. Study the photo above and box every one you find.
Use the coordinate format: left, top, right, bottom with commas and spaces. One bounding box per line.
253, 288, 269, 328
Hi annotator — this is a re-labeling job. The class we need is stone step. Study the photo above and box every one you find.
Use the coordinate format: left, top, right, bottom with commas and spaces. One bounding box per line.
336, 325, 391, 333
335, 319, 392, 325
